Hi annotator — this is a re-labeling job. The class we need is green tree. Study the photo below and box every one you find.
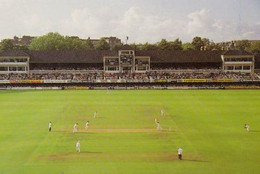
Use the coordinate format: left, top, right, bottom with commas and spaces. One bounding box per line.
169, 38, 183, 50
84, 38, 94, 50
249, 41, 260, 54
68, 37, 95, 50
235, 40, 250, 51
191, 36, 204, 50
13, 45, 29, 50
95, 38, 110, 50
114, 42, 124, 50
202, 38, 210, 46
72, 39, 85, 50
182, 42, 194, 50
207, 42, 222, 51
158, 39, 171, 50
141, 42, 158, 50
29, 32, 95, 51
0, 39, 14, 51
130, 43, 142, 51
29, 32, 66, 50
63, 36, 73, 50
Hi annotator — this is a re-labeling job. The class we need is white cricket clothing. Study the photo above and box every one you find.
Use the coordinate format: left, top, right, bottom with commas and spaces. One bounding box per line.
156, 122, 162, 130
73, 124, 78, 132
85, 122, 89, 129
155, 118, 157, 123
178, 148, 183, 155
93, 112, 97, 118
49, 122, 52, 128
246, 125, 250, 131
76, 142, 80, 152
161, 109, 164, 116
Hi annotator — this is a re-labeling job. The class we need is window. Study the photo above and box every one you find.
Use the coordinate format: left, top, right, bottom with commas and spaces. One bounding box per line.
243, 66, 250, 70
121, 51, 131, 55
235, 66, 242, 70
225, 66, 233, 70
225, 58, 231, 62
18, 67, 25, 71
107, 67, 118, 71
9, 67, 17, 71
0, 67, 8, 71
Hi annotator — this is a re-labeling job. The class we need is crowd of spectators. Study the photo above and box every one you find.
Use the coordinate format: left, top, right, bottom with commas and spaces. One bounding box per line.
0, 71, 259, 82
0, 63, 259, 82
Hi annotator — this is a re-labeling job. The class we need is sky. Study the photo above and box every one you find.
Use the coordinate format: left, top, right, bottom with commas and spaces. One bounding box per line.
0, 0, 259, 43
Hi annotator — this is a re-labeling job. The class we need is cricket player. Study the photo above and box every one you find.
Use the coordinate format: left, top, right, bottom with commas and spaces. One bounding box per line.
156, 121, 162, 130
161, 109, 165, 116
155, 118, 157, 124
93, 111, 97, 118
178, 147, 183, 160
244, 124, 250, 131
73, 123, 78, 132
76, 141, 80, 153
85, 121, 89, 130
48, 121, 52, 132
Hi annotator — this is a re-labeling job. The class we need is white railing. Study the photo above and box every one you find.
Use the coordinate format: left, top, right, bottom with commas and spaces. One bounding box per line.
0, 62, 28, 66
223, 70, 252, 73
223, 62, 252, 65
0, 71, 28, 74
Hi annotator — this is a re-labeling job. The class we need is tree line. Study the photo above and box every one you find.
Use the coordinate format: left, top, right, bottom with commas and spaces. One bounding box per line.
0, 32, 259, 54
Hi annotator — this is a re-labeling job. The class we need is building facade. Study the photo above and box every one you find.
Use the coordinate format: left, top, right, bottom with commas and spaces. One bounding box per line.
0, 48, 257, 74
221, 50, 254, 74
0, 51, 30, 74
104, 45, 150, 73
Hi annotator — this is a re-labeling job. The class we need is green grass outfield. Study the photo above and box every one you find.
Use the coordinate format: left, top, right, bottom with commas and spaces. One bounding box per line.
0, 90, 259, 174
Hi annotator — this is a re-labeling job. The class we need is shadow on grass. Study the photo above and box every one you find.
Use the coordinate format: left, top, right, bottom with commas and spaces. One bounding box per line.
71, 132, 96, 134
80, 151, 103, 154
52, 131, 96, 134
182, 159, 209, 162
93, 116, 105, 119
250, 130, 260, 132
0, 90, 40, 94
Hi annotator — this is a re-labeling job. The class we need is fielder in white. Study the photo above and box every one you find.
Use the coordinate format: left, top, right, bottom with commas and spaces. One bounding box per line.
178, 147, 183, 160
161, 109, 165, 116
76, 141, 80, 153
48, 121, 52, 132
244, 124, 250, 131
85, 121, 89, 130
155, 118, 158, 124
156, 121, 162, 130
73, 123, 78, 132
93, 111, 97, 118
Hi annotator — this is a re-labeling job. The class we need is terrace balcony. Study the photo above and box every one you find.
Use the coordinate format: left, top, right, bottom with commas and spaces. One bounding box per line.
0, 70, 28, 74
223, 62, 252, 65
0, 62, 28, 66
